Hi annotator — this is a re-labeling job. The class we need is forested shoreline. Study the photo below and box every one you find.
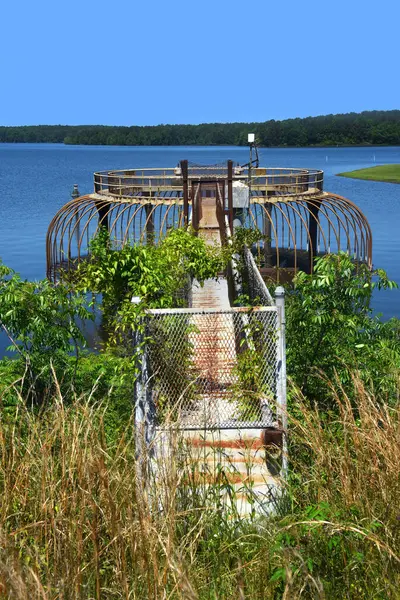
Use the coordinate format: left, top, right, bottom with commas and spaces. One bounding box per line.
1, 109, 400, 147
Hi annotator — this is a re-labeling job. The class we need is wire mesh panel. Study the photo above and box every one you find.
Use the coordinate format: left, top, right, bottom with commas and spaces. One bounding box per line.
187, 162, 228, 179
243, 246, 274, 305
145, 307, 279, 429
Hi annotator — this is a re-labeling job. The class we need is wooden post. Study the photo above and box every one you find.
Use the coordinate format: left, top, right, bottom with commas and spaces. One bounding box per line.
181, 160, 189, 226
227, 160, 233, 234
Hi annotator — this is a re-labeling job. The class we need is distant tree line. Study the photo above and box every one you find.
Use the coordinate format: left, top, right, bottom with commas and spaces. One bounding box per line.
1, 110, 400, 147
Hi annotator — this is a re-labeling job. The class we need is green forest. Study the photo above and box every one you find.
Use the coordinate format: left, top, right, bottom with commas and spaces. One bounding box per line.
1, 109, 400, 146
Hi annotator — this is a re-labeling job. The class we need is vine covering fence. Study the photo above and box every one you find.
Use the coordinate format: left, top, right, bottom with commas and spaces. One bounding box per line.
135, 303, 286, 431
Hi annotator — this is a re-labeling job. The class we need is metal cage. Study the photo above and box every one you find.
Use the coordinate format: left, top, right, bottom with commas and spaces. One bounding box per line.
46, 161, 372, 281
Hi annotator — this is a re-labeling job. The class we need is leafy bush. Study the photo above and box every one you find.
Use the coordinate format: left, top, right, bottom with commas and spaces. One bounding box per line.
73, 227, 224, 309
285, 253, 400, 407
0, 262, 93, 404
0, 228, 226, 411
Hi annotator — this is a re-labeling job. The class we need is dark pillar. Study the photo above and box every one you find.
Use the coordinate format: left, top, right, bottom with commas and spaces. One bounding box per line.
307, 200, 321, 272
181, 160, 189, 226
95, 201, 109, 231
191, 182, 200, 232
263, 203, 273, 268
227, 160, 233, 233
145, 203, 154, 245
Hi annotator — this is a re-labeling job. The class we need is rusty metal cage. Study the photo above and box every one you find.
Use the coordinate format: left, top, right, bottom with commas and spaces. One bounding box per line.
246, 193, 372, 280
46, 161, 372, 281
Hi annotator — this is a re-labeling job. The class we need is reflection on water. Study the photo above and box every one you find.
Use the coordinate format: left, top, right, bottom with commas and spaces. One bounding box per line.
0, 144, 399, 356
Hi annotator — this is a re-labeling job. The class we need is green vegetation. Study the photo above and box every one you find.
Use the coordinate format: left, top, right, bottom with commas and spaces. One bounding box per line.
285, 253, 400, 407
0, 374, 398, 598
70, 227, 224, 343
338, 164, 400, 183
0, 228, 224, 414
1, 109, 400, 146
1, 230, 400, 597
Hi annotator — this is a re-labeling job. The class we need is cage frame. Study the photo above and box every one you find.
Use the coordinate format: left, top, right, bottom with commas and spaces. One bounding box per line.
46, 161, 372, 282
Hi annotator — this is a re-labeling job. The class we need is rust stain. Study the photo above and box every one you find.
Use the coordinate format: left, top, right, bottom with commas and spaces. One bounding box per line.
182, 472, 250, 485
182, 472, 274, 486
188, 438, 265, 450
198, 455, 266, 465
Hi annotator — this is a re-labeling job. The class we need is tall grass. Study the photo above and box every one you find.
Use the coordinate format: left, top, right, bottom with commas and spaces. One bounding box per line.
0, 375, 399, 598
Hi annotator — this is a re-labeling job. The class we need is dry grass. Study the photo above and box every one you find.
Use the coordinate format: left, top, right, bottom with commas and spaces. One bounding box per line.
0, 375, 399, 598
278, 377, 400, 598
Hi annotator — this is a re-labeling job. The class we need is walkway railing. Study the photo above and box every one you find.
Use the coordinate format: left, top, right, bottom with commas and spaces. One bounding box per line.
144, 306, 279, 429
93, 166, 323, 198
134, 297, 286, 430
243, 246, 274, 305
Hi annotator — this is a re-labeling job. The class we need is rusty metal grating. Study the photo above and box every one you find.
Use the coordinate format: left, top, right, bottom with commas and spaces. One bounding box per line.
145, 307, 279, 429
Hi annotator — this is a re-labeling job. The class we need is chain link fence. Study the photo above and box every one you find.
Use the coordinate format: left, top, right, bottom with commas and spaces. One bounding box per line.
143, 306, 280, 429
243, 245, 274, 305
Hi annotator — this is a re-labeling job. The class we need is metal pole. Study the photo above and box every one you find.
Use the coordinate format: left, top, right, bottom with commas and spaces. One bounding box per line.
246, 143, 252, 225
275, 286, 287, 480
72, 184, 80, 200
132, 298, 156, 486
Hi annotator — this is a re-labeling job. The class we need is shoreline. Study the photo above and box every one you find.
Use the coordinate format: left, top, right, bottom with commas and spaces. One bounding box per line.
337, 164, 400, 184
1, 141, 400, 149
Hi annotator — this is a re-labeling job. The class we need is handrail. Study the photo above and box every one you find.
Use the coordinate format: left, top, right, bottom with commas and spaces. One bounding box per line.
93, 167, 324, 199
243, 245, 275, 306
147, 306, 277, 315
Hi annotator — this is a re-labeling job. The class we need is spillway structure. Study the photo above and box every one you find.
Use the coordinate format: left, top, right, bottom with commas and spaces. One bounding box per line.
45, 160, 372, 517
46, 161, 372, 282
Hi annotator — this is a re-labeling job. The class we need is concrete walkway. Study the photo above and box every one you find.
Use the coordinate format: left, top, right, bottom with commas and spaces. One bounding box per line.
184, 198, 279, 518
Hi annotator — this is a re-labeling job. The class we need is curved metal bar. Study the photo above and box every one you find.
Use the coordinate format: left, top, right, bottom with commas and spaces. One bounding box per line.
47, 177, 372, 282
328, 194, 371, 264
248, 204, 281, 275
122, 203, 150, 245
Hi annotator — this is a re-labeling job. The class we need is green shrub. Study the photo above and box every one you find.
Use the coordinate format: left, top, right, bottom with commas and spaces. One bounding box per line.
285, 253, 400, 408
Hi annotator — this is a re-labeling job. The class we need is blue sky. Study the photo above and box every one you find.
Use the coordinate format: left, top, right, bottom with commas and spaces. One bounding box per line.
1, 0, 399, 126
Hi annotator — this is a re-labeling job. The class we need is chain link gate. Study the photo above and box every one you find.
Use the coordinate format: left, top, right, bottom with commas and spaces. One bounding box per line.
137, 305, 285, 431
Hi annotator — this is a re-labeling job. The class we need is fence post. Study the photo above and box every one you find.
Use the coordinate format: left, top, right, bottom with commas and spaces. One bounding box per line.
275, 286, 288, 479
132, 298, 156, 486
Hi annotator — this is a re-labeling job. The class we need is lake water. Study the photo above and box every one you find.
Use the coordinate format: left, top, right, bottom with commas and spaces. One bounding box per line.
0, 144, 399, 354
